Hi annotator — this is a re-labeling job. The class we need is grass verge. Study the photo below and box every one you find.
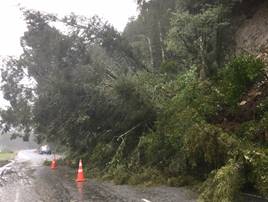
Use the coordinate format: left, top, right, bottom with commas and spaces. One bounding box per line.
0, 151, 15, 161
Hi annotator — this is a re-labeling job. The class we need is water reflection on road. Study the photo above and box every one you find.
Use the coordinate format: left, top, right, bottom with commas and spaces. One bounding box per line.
76, 182, 85, 200
0, 150, 197, 202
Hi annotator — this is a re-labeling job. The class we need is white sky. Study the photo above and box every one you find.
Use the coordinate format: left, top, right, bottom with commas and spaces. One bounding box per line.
0, 0, 138, 57
0, 0, 138, 108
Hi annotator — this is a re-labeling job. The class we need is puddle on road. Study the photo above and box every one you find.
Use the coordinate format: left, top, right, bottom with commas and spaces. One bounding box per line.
2, 161, 126, 202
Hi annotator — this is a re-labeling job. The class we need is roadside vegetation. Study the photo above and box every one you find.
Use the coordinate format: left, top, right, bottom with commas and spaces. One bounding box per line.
0, 151, 15, 166
0, 0, 267, 201
0, 151, 15, 161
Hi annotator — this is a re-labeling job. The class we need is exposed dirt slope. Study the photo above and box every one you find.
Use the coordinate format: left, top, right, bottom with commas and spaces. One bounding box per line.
235, 1, 268, 64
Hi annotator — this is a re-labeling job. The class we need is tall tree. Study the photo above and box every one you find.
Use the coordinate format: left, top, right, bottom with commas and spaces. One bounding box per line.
1, 9, 155, 152
125, 0, 177, 69
167, 1, 232, 79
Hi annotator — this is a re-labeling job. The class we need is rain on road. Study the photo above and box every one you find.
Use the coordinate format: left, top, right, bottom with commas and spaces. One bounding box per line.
0, 150, 197, 202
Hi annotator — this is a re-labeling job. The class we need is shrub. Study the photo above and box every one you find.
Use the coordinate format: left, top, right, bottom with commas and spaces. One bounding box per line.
167, 154, 187, 176
256, 97, 268, 119
236, 121, 259, 141
218, 55, 266, 107
128, 167, 166, 186
259, 112, 268, 144
198, 161, 243, 202
237, 113, 268, 144
183, 123, 238, 177
90, 143, 115, 169
136, 131, 174, 168
243, 149, 268, 197
111, 165, 130, 185
167, 175, 197, 187
160, 60, 181, 76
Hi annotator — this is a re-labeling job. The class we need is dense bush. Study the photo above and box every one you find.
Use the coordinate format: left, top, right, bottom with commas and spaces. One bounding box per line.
183, 124, 238, 177
244, 149, 268, 197
256, 98, 268, 119
81, 54, 268, 202
236, 113, 268, 144
90, 143, 115, 169
160, 60, 181, 76
110, 164, 130, 185
128, 167, 166, 186
218, 55, 266, 107
198, 161, 243, 202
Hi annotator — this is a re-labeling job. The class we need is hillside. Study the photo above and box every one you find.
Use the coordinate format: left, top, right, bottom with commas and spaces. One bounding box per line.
235, 0, 268, 64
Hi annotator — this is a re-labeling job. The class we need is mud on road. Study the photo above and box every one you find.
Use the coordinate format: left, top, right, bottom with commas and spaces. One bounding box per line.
0, 150, 197, 202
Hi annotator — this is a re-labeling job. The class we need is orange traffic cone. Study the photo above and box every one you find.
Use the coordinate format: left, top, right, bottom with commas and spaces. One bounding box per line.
50, 159, 57, 169
76, 159, 85, 182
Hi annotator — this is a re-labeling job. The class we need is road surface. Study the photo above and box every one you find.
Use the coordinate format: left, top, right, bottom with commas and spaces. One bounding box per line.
0, 150, 197, 202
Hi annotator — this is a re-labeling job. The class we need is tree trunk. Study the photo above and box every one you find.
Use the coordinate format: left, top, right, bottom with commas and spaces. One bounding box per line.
198, 36, 207, 80
146, 36, 154, 68
158, 21, 165, 62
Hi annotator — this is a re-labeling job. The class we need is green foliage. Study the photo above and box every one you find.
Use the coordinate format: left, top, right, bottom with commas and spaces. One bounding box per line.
218, 55, 266, 106
183, 124, 238, 176
236, 121, 259, 141
133, 67, 240, 179
128, 167, 166, 186
244, 149, 268, 197
167, 175, 198, 187
160, 60, 181, 76
90, 143, 115, 169
0, 58, 33, 139
135, 131, 174, 168
256, 97, 268, 118
0, 151, 15, 161
236, 112, 268, 144
198, 161, 243, 202
43, 160, 51, 166
259, 112, 268, 136
110, 164, 130, 185
1, 10, 156, 157
167, 154, 188, 176
167, 4, 232, 78
163, 68, 222, 120
124, 0, 177, 69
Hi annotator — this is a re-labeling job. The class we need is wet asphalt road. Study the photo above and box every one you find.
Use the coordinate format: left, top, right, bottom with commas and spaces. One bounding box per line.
0, 150, 197, 202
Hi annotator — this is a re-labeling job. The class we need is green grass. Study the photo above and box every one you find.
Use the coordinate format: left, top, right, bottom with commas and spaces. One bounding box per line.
0, 152, 15, 161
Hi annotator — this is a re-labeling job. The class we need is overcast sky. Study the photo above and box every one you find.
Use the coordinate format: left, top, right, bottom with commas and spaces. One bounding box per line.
0, 0, 138, 107
0, 0, 138, 57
